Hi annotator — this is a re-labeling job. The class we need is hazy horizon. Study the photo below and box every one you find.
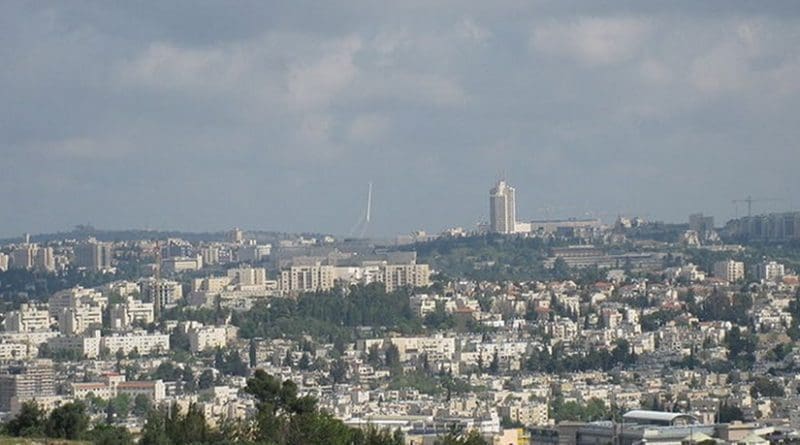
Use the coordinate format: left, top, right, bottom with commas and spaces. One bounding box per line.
2, 1, 799, 238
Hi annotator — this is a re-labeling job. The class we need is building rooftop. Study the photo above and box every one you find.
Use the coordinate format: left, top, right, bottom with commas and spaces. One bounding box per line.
623, 410, 697, 424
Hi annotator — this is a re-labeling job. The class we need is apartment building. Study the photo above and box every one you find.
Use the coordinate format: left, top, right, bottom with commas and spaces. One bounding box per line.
0, 342, 30, 360
47, 330, 168, 359
74, 239, 113, 271
3, 304, 52, 333
9, 244, 36, 270
381, 263, 431, 292
140, 279, 183, 308
227, 266, 268, 287
109, 297, 155, 329
102, 331, 170, 356
34, 246, 56, 272
385, 336, 457, 362
48, 287, 107, 318
0, 360, 55, 412
187, 324, 232, 353
757, 261, 785, 282
713, 260, 745, 283
58, 305, 103, 335
280, 262, 335, 293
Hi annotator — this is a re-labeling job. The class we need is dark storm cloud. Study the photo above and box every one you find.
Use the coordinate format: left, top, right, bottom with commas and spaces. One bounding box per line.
1, 1, 799, 237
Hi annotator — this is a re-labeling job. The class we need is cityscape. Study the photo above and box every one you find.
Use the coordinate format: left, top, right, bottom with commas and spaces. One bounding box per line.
1, 180, 800, 445
2, 2, 800, 445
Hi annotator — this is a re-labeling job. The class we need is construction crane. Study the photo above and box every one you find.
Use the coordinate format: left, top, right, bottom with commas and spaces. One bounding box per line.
731, 196, 783, 218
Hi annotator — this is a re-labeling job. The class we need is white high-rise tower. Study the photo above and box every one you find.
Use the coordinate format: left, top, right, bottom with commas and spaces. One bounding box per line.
489, 180, 516, 234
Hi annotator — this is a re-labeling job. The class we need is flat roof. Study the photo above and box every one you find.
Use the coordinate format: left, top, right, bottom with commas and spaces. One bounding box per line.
623, 410, 695, 422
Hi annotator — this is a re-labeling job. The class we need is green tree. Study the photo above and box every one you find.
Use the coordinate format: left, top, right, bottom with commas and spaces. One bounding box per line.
152, 362, 182, 381
215, 348, 226, 369
725, 326, 756, 370
488, 350, 500, 374
249, 338, 258, 367
182, 367, 196, 392
434, 429, 489, 445
552, 257, 571, 281
787, 289, 800, 340
110, 393, 132, 419
367, 344, 382, 367
133, 394, 153, 417
243, 369, 406, 445
139, 408, 172, 445
298, 352, 311, 370
718, 402, 745, 423
87, 424, 135, 445
4, 401, 45, 437
385, 344, 401, 370
45, 401, 90, 440
198, 369, 216, 389
283, 348, 294, 367
611, 339, 634, 365
750, 377, 785, 398
330, 358, 349, 384
551, 397, 610, 422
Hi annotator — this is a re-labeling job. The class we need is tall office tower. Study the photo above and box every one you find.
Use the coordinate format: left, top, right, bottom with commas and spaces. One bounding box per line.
489, 180, 517, 234
74, 239, 113, 271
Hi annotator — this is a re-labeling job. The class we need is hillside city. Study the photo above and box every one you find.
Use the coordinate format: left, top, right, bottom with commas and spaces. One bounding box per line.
0, 181, 799, 444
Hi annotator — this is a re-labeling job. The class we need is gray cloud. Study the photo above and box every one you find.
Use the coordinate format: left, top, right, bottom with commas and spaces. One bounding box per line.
1, 1, 799, 237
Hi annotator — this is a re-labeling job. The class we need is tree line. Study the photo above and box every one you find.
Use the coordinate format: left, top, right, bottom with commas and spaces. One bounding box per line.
2, 369, 489, 445
232, 283, 424, 343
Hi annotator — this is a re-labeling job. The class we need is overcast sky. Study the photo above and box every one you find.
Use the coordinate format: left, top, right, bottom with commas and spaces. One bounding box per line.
2, 1, 799, 238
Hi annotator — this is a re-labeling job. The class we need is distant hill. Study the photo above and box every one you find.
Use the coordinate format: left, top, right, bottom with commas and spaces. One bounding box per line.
0, 226, 333, 245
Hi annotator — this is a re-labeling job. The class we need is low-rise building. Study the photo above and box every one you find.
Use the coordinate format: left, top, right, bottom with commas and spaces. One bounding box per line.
72, 373, 165, 402
187, 325, 232, 353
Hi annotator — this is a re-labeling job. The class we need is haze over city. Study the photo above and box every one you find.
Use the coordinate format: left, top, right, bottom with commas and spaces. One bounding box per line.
2, 1, 800, 238
6, 3, 800, 445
